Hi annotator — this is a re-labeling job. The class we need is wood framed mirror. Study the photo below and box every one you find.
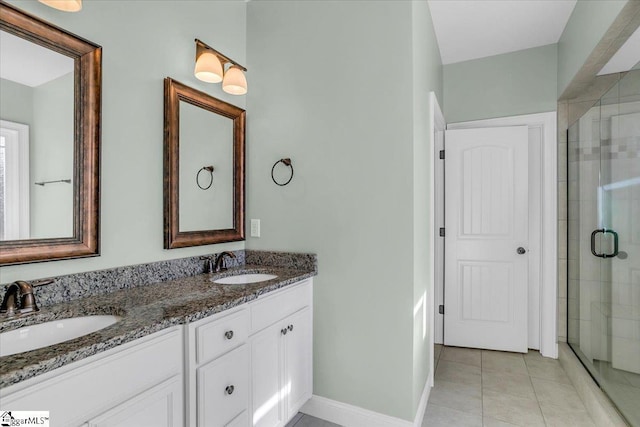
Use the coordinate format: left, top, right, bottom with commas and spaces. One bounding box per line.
163, 78, 245, 249
0, 2, 101, 265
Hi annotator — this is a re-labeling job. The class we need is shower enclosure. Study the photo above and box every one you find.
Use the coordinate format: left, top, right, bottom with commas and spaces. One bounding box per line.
567, 65, 640, 426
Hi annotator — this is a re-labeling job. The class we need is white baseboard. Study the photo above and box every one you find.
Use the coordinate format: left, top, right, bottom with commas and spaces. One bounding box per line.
413, 377, 432, 427
301, 379, 432, 427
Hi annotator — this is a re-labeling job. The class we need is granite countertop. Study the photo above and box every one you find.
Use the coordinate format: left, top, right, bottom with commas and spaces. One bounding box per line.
0, 264, 316, 388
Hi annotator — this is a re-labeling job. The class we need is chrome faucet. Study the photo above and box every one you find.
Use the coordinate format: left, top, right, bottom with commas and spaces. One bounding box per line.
214, 252, 236, 273
0, 280, 48, 317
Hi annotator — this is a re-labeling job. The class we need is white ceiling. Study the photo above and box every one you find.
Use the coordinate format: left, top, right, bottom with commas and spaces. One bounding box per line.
0, 31, 74, 87
428, 0, 577, 65
598, 25, 640, 75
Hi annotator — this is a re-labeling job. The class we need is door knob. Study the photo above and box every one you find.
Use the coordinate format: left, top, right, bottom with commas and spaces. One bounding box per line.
224, 330, 234, 340
517, 247, 526, 255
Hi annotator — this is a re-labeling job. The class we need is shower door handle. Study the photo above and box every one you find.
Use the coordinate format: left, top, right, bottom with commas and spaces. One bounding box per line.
590, 229, 619, 258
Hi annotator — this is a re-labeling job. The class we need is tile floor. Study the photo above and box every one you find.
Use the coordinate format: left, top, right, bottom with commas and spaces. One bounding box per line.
286, 345, 596, 427
591, 359, 640, 426
423, 344, 598, 426
285, 413, 341, 427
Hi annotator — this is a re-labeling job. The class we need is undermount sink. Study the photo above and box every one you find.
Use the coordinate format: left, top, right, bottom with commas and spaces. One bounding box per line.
212, 273, 278, 285
0, 315, 122, 357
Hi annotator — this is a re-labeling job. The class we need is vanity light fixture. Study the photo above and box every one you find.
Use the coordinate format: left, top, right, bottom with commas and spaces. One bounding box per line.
194, 39, 247, 95
38, 0, 82, 12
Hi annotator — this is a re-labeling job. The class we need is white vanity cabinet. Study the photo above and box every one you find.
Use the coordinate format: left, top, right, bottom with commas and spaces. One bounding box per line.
250, 280, 313, 427
185, 307, 251, 427
0, 277, 314, 427
186, 279, 313, 427
84, 376, 183, 427
0, 326, 184, 427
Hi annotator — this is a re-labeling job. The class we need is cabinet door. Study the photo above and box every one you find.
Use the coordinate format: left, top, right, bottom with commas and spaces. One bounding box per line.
284, 308, 312, 420
226, 411, 249, 427
87, 376, 183, 427
250, 323, 284, 427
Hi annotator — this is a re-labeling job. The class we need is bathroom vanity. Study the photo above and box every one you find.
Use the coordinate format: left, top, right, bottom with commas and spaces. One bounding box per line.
0, 255, 315, 427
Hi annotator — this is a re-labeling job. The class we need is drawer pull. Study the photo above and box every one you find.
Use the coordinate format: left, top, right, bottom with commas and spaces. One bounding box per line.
226, 385, 235, 395
288, 324, 294, 332
281, 328, 288, 335
224, 330, 234, 340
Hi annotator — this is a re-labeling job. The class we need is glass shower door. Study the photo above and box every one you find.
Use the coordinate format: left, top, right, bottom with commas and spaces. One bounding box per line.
568, 67, 640, 426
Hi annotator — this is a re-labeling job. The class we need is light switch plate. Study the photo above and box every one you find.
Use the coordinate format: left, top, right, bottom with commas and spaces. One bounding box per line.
250, 219, 261, 237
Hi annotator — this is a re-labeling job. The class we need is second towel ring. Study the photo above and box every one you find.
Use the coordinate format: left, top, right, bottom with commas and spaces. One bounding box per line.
197, 165, 214, 190
271, 158, 294, 186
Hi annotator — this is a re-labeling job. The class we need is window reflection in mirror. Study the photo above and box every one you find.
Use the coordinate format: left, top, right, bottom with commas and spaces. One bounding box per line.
0, 30, 74, 241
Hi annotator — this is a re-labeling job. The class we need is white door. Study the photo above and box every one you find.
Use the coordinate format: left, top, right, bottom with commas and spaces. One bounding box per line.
444, 126, 529, 352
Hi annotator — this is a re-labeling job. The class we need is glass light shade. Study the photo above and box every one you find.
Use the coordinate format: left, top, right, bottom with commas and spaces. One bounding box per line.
195, 51, 223, 83
222, 66, 247, 95
38, 0, 82, 12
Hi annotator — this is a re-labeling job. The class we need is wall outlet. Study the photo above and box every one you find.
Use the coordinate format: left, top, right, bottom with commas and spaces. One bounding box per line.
250, 219, 261, 237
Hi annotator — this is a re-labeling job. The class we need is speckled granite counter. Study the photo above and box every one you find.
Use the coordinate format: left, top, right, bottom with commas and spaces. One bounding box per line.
0, 262, 316, 388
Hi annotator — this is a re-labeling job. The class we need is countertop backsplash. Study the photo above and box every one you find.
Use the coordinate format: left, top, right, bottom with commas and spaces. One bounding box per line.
1, 250, 317, 308
0, 250, 318, 387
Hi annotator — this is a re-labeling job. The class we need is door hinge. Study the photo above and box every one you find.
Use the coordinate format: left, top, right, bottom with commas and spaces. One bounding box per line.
439, 227, 445, 237
439, 305, 444, 315
439, 150, 445, 160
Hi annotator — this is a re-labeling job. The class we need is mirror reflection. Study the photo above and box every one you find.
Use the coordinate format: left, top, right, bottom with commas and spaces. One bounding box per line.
164, 77, 245, 249
0, 30, 74, 241
179, 101, 234, 232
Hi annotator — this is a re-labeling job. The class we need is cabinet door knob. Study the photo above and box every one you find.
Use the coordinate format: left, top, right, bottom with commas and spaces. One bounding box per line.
281, 328, 288, 335
226, 385, 235, 395
224, 330, 234, 340
288, 324, 294, 332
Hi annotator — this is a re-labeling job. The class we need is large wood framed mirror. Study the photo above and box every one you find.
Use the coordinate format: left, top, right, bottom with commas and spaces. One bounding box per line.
163, 78, 245, 249
0, 2, 101, 265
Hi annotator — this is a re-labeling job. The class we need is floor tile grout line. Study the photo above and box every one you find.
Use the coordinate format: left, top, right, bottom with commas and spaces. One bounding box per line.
480, 349, 484, 423
526, 351, 549, 426
432, 347, 598, 426
290, 413, 304, 427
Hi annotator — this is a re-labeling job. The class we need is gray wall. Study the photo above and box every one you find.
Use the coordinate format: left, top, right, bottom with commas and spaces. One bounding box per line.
0, 78, 34, 126
246, 0, 442, 421
411, 0, 442, 414
179, 101, 234, 232
31, 72, 74, 238
443, 44, 558, 123
0, 74, 74, 239
557, 0, 628, 97
1, 0, 247, 283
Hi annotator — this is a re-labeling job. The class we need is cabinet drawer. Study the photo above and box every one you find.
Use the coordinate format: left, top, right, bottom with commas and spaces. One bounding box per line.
194, 308, 249, 364
250, 280, 311, 334
197, 344, 249, 427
